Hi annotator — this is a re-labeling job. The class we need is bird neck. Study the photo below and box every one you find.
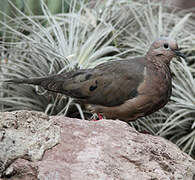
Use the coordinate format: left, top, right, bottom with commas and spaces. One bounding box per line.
145, 54, 172, 81
146, 60, 171, 75
146, 55, 170, 69
144, 57, 172, 99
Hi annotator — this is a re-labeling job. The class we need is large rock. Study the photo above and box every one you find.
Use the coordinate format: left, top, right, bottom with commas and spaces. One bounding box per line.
0, 111, 195, 180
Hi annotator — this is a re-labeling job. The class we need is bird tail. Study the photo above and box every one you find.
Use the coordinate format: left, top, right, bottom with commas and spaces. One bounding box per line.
3, 77, 46, 86
3, 75, 65, 93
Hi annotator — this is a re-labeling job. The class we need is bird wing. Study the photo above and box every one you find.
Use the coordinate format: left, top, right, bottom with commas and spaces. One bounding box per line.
6, 57, 145, 107
55, 57, 145, 106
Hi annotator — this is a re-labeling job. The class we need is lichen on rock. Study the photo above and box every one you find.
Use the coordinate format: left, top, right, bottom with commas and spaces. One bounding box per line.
0, 110, 60, 176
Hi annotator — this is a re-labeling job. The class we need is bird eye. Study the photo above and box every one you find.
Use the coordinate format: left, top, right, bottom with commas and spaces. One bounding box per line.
163, 43, 169, 49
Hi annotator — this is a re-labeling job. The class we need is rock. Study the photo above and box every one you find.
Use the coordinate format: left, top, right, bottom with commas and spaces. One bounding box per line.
0, 111, 60, 176
0, 111, 195, 179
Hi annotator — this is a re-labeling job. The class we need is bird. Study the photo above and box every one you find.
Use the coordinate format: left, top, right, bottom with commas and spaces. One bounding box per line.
4, 37, 185, 122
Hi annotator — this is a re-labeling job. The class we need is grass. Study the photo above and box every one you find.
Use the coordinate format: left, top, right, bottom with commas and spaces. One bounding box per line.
0, 0, 194, 157
0, 0, 121, 117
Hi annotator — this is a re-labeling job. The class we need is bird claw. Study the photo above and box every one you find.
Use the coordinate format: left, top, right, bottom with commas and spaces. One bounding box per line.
98, 113, 103, 120
90, 113, 104, 121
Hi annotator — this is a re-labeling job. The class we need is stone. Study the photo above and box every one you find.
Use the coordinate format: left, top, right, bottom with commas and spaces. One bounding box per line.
0, 111, 60, 176
0, 111, 195, 179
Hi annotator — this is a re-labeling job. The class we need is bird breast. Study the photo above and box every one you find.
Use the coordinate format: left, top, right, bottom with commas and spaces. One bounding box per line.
138, 64, 172, 109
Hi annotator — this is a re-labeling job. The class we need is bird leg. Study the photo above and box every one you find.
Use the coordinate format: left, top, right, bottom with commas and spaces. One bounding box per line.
98, 113, 103, 120
90, 113, 104, 121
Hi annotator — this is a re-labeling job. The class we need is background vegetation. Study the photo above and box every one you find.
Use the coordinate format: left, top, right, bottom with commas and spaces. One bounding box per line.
0, 0, 194, 158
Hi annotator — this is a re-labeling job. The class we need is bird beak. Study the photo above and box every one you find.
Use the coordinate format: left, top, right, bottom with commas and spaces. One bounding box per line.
172, 49, 185, 58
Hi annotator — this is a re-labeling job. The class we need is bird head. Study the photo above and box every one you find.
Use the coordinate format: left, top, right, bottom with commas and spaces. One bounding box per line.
147, 37, 185, 64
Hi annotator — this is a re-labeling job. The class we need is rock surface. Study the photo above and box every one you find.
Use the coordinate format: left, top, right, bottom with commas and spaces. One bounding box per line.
0, 111, 195, 180
0, 111, 60, 176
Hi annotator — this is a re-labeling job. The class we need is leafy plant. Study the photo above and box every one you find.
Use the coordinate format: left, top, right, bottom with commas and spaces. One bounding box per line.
0, 0, 121, 118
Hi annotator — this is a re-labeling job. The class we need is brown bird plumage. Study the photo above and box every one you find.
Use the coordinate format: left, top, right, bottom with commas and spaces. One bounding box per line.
5, 37, 185, 122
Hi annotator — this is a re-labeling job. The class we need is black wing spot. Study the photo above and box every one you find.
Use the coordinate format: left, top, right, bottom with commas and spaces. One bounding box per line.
89, 84, 98, 91
85, 74, 92, 80
128, 88, 138, 98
